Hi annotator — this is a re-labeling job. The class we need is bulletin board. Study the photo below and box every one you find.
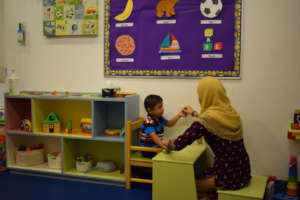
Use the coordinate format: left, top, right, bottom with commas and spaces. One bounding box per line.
104, 0, 242, 78
43, 0, 99, 37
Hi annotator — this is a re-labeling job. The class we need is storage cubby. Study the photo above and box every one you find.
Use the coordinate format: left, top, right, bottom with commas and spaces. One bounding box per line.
5, 93, 139, 185
6, 98, 31, 133
94, 101, 125, 140
63, 138, 124, 181
33, 99, 92, 138
6, 134, 61, 173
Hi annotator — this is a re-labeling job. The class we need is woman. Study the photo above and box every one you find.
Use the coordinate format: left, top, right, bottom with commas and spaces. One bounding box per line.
163, 77, 251, 199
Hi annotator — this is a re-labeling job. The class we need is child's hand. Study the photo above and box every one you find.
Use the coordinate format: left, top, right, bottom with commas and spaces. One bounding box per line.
178, 109, 187, 118
162, 139, 174, 150
183, 106, 194, 115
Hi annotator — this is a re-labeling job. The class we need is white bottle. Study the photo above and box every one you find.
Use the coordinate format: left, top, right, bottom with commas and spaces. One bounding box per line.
8, 69, 20, 95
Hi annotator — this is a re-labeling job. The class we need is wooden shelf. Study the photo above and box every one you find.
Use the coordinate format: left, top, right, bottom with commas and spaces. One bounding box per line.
8, 163, 61, 174
5, 92, 139, 185
64, 168, 125, 182
34, 132, 92, 138
6, 130, 32, 134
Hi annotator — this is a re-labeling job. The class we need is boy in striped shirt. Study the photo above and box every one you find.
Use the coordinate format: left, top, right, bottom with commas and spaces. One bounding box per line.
140, 94, 185, 158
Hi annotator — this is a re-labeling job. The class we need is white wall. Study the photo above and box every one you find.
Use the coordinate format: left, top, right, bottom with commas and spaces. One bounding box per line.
0, 0, 4, 64
2, 0, 300, 179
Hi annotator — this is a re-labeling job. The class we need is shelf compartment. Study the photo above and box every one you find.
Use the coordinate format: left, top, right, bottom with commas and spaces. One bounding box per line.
63, 138, 124, 181
6, 134, 62, 174
5, 98, 32, 133
33, 99, 92, 138
93, 101, 125, 140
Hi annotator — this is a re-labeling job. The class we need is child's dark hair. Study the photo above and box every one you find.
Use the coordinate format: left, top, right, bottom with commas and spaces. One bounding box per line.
144, 95, 163, 112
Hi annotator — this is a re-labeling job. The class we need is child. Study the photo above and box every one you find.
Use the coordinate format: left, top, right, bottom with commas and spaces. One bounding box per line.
163, 77, 251, 200
140, 94, 184, 158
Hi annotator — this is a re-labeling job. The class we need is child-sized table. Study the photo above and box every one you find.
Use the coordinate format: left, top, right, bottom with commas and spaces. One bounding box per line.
153, 143, 208, 200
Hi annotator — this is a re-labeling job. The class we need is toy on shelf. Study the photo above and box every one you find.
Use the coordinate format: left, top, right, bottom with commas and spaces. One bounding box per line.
0, 107, 5, 133
104, 128, 125, 136
20, 119, 32, 132
104, 129, 120, 136
287, 156, 298, 197
43, 112, 61, 133
85, 161, 117, 174
273, 156, 300, 200
76, 154, 93, 172
0, 135, 6, 172
80, 118, 92, 135
65, 120, 75, 134
294, 110, 300, 130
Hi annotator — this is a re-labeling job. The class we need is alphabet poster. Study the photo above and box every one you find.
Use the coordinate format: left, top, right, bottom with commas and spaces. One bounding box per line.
104, 0, 242, 78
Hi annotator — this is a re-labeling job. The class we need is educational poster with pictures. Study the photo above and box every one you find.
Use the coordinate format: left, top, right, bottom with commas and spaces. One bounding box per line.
104, 0, 242, 78
43, 0, 98, 37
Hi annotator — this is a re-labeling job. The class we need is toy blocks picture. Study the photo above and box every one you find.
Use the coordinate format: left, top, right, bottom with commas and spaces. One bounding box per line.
43, 112, 61, 133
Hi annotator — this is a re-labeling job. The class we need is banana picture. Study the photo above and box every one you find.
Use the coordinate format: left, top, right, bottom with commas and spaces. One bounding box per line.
114, 0, 133, 21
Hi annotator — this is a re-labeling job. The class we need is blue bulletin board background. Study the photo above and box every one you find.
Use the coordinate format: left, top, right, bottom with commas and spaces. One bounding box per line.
104, 0, 242, 78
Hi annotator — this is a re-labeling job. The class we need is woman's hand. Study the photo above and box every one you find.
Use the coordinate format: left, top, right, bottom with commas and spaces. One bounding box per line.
162, 139, 174, 150
183, 106, 194, 115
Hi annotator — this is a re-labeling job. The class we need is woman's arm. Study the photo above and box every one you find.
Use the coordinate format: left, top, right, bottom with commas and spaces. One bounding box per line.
163, 122, 207, 151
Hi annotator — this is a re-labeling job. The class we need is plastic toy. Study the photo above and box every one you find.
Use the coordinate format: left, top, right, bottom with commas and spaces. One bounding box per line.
20, 119, 32, 132
273, 180, 300, 200
43, 112, 61, 133
85, 161, 117, 173
287, 156, 298, 196
80, 118, 92, 135
104, 129, 121, 136
0, 135, 6, 172
65, 120, 75, 134
294, 110, 300, 130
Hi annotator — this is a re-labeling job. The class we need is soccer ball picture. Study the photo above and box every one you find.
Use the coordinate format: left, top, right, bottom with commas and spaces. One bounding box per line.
200, 0, 223, 19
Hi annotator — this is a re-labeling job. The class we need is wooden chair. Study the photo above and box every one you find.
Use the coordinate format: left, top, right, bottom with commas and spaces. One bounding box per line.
125, 117, 162, 189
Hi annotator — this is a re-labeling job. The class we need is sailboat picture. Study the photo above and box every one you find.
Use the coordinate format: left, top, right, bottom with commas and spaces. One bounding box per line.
159, 33, 182, 54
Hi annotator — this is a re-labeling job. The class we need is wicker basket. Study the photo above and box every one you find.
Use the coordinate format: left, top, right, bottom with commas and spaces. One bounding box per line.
16, 149, 44, 166
76, 160, 92, 172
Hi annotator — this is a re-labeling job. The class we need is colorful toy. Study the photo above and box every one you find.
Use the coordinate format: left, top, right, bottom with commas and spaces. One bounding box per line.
294, 110, 300, 130
43, 112, 61, 133
0, 135, 6, 172
287, 156, 298, 197
104, 129, 121, 136
65, 120, 75, 134
20, 119, 32, 132
273, 179, 300, 200
80, 118, 92, 135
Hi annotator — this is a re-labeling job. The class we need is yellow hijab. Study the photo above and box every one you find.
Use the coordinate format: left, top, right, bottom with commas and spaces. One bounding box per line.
197, 77, 243, 141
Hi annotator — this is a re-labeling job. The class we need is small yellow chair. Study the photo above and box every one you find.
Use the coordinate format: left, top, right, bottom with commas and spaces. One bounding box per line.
125, 117, 162, 189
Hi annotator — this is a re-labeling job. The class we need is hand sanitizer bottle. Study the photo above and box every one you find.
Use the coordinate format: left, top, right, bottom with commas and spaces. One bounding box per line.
17, 23, 24, 44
